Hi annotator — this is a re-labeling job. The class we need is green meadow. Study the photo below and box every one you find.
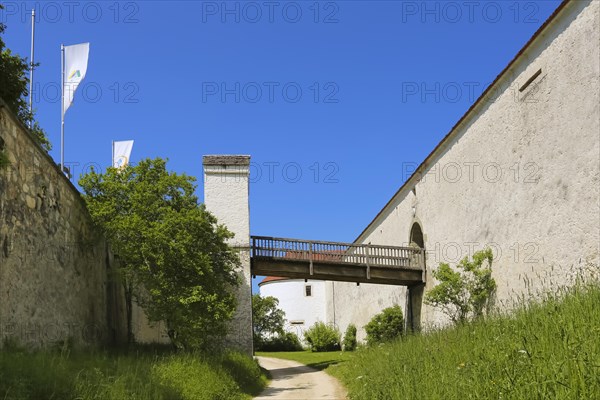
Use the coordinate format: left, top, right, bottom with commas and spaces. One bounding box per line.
264, 282, 600, 399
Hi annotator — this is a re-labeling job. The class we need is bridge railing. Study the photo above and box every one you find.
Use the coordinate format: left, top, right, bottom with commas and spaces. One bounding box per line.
251, 236, 425, 270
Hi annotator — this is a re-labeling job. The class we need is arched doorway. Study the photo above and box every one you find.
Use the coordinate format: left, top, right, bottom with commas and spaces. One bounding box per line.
406, 222, 425, 333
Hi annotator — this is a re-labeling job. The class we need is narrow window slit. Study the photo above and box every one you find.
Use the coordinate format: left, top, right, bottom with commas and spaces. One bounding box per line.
519, 68, 542, 92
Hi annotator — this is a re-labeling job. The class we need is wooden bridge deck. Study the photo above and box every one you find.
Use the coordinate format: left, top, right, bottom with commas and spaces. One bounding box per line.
250, 236, 425, 286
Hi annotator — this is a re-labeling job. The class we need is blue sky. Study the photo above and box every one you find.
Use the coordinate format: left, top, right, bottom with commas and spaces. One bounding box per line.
1, 1, 561, 292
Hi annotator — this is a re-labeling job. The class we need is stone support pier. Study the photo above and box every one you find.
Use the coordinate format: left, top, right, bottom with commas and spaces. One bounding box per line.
203, 155, 253, 355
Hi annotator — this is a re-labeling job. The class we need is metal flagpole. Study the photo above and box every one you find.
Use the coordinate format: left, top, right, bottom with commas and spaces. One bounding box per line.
60, 44, 65, 174
28, 9, 35, 128
112, 141, 115, 168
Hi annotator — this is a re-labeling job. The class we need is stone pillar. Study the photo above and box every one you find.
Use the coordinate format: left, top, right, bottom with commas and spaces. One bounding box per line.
203, 155, 253, 355
406, 283, 425, 333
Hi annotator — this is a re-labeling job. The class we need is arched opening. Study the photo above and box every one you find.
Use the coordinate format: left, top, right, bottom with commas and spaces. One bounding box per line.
406, 222, 425, 333
409, 222, 424, 248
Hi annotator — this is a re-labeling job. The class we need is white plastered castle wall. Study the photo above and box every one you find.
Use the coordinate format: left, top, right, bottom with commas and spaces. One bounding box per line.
203, 155, 253, 355
327, 0, 600, 340
259, 279, 327, 337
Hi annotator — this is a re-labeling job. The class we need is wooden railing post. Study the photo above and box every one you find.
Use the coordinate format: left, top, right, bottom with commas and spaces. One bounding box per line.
309, 241, 314, 276
365, 244, 371, 280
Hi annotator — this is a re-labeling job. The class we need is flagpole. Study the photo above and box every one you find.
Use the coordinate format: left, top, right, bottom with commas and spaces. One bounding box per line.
28, 8, 35, 128
112, 141, 115, 168
60, 43, 65, 174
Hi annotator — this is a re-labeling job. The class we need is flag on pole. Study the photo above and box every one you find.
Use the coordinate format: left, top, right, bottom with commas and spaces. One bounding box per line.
63, 42, 89, 116
113, 140, 134, 168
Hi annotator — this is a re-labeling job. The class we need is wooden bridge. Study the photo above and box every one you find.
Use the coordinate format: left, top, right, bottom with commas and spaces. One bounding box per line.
250, 236, 426, 286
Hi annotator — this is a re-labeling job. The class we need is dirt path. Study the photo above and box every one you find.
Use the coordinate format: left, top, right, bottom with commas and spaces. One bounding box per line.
254, 356, 347, 400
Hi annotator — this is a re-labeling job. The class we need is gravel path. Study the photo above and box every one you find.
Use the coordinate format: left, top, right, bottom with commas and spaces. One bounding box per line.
254, 356, 347, 400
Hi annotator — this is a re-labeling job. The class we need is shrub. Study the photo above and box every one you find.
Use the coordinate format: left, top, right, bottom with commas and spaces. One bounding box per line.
1, 10, 51, 151
304, 322, 341, 352
424, 248, 496, 324
256, 332, 303, 352
342, 324, 357, 351
364, 305, 404, 345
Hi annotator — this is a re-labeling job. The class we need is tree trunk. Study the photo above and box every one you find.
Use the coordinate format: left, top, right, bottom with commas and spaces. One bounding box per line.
166, 319, 180, 350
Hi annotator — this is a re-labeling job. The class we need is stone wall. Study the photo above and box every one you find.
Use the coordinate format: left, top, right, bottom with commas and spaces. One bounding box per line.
0, 99, 127, 348
328, 0, 600, 341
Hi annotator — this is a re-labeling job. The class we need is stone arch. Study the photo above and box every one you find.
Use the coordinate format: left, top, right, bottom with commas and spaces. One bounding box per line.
406, 221, 425, 333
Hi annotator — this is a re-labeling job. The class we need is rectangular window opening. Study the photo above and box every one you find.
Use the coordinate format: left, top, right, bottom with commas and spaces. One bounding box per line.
305, 285, 312, 297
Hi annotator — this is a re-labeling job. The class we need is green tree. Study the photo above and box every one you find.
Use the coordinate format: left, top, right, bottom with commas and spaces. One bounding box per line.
0, 5, 51, 151
252, 294, 286, 346
424, 248, 496, 324
364, 305, 404, 345
79, 158, 241, 349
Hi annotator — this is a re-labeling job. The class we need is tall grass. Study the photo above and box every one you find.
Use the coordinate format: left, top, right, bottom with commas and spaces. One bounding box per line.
329, 282, 600, 399
0, 345, 267, 400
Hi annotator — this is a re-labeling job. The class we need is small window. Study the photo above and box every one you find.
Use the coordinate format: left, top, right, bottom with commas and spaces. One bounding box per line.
290, 320, 304, 325
305, 285, 312, 297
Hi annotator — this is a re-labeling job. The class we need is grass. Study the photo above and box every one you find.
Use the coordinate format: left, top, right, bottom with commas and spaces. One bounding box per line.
326, 282, 600, 400
259, 283, 600, 399
255, 350, 353, 371
0, 345, 268, 400
4, 286, 597, 399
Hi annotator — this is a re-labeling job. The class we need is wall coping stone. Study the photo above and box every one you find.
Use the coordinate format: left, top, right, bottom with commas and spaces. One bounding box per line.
203, 155, 250, 166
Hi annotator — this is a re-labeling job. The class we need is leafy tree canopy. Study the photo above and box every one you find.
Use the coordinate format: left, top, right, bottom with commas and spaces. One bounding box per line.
79, 158, 241, 349
252, 294, 286, 343
0, 4, 51, 151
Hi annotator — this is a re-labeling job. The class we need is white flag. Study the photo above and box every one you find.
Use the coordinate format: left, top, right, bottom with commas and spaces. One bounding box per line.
113, 140, 134, 168
63, 42, 90, 116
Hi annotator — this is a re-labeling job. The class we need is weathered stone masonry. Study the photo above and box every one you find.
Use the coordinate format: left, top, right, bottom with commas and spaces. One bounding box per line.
0, 98, 127, 348
0, 100, 253, 350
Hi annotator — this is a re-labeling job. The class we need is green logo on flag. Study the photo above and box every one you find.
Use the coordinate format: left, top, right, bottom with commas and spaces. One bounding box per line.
68, 70, 81, 79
